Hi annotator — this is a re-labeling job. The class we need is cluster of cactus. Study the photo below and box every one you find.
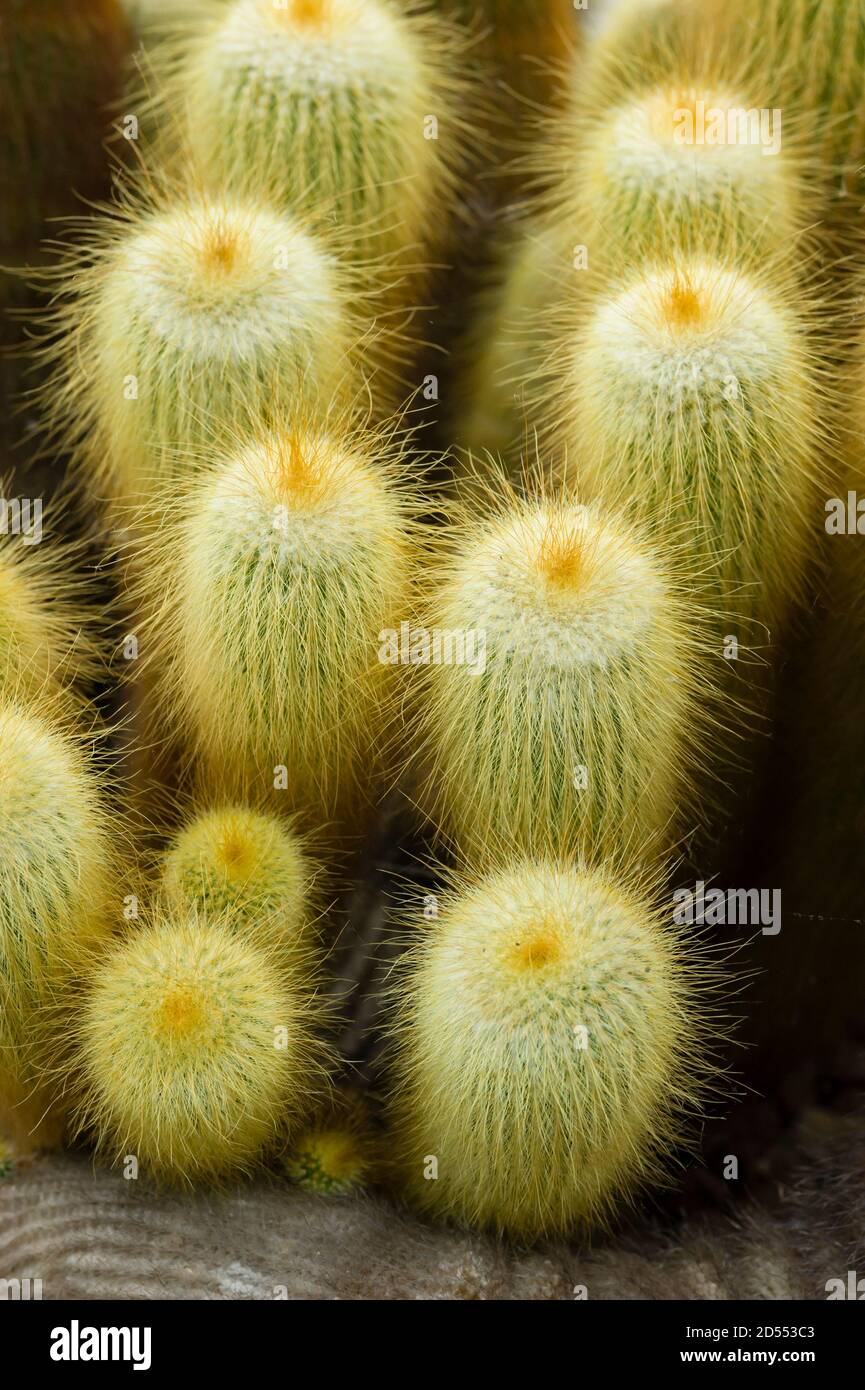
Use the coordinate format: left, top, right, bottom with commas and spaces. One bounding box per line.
1, 0, 863, 1246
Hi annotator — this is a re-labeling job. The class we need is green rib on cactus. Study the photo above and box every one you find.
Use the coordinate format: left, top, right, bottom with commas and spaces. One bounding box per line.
388, 857, 725, 1239
411, 478, 710, 866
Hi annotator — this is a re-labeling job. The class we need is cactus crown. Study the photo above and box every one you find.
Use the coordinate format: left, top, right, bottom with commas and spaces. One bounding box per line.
443, 495, 667, 669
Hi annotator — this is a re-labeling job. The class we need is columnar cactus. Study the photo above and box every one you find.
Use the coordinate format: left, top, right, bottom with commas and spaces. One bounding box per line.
570, 83, 801, 277
717, 0, 865, 200
411, 482, 708, 865
0, 0, 132, 255
563, 257, 823, 644
388, 858, 722, 1239
39, 190, 355, 507
0, 700, 114, 1147
146, 422, 416, 821
73, 909, 327, 1185
454, 222, 565, 458
160, 804, 319, 959
170, 0, 464, 270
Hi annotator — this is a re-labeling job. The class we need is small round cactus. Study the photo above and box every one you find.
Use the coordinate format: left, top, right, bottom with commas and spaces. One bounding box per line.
411, 481, 707, 866
146, 422, 416, 821
564, 257, 823, 642
160, 803, 319, 959
388, 858, 722, 1239
281, 1092, 376, 1194
170, 0, 464, 270
73, 909, 327, 1185
0, 699, 114, 1147
0, 0, 132, 255
39, 190, 355, 507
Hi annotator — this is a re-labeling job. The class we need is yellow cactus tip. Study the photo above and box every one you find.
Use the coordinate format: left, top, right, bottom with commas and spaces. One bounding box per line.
274, 433, 326, 508
662, 276, 706, 331
281, 0, 331, 27
157, 985, 207, 1039
535, 517, 587, 591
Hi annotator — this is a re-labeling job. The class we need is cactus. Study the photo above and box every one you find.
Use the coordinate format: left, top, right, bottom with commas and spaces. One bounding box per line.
0, 0, 132, 255
715, 0, 865, 202
281, 1091, 376, 1194
38, 188, 356, 508
168, 0, 465, 271
388, 858, 724, 1239
160, 803, 319, 959
568, 83, 801, 279
454, 222, 566, 459
563, 257, 823, 646
0, 699, 114, 1149
0, 525, 97, 709
144, 421, 416, 821
410, 478, 709, 866
73, 909, 328, 1185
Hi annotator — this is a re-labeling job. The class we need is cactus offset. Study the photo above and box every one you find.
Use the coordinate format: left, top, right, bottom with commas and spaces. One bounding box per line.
410, 477, 710, 866
73, 909, 328, 1186
388, 858, 725, 1240
281, 1091, 377, 1194
143, 420, 417, 822
160, 804, 320, 960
